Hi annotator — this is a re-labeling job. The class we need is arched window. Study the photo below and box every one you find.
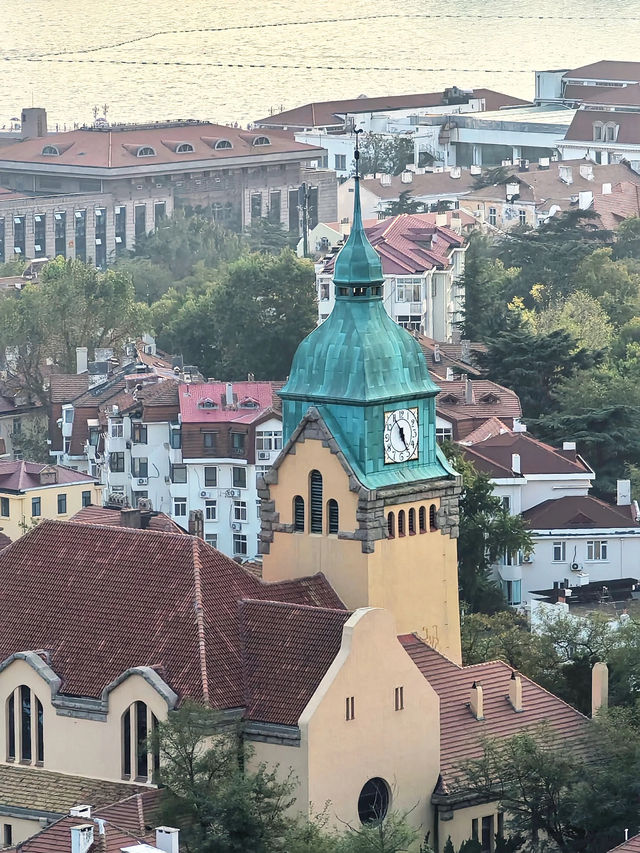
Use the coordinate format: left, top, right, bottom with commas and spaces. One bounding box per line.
136, 146, 156, 157
419, 506, 427, 534
327, 499, 339, 534
6, 685, 44, 763
429, 504, 437, 531
398, 510, 406, 537
293, 495, 304, 532
387, 512, 395, 538
253, 136, 271, 146
215, 139, 233, 150
176, 142, 195, 153
121, 701, 159, 781
408, 508, 416, 535
41, 145, 59, 156
309, 470, 323, 533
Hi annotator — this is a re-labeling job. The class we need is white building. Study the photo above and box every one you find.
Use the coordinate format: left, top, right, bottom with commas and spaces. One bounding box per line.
461, 428, 640, 606
317, 212, 466, 341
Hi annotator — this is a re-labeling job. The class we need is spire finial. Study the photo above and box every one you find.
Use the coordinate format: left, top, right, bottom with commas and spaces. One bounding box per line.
354, 127, 363, 181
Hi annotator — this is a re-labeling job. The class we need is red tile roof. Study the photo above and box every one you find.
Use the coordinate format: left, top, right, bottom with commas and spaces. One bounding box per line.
14, 814, 148, 853
564, 110, 640, 144
564, 61, 640, 83
95, 789, 163, 836
580, 84, 640, 107
608, 833, 640, 853
0, 124, 323, 170
71, 505, 186, 534
593, 182, 640, 231
522, 495, 639, 530
400, 635, 587, 787
240, 599, 350, 725
255, 89, 528, 129
436, 379, 522, 427
323, 213, 465, 277
49, 374, 90, 404
0, 461, 96, 492
0, 521, 344, 718
459, 417, 512, 446
360, 171, 476, 200
461, 431, 592, 478
179, 382, 277, 424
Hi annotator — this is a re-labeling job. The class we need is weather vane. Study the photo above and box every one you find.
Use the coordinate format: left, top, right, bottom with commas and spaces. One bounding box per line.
354, 127, 363, 179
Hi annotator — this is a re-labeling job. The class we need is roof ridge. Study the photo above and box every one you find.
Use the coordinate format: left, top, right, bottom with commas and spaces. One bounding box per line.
240, 597, 350, 615
192, 538, 210, 704
400, 632, 464, 670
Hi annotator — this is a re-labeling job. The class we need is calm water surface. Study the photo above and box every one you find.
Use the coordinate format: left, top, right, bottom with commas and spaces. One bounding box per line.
2, 0, 640, 128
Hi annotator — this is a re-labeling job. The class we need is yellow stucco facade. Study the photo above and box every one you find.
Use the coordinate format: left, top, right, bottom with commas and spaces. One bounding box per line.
0, 480, 103, 541
261, 434, 462, 663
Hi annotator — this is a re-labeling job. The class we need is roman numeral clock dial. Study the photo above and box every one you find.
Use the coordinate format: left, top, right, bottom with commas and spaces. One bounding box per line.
383, 408, 419, 464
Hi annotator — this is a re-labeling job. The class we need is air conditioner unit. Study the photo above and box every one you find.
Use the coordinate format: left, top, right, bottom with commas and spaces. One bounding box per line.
225, 488, 240, 498
570, 562, 582, 572
136, 477, 148, 486
231, 522, 242, 531
257, 451, 270, 461
200, 490, 209, 498
522, 554, 532, 563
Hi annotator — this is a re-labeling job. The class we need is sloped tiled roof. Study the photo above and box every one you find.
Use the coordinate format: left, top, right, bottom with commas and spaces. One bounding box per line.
415, 333, 483, 380
400, 635, 587, 787
461, 431, 592, 478
522, 495, 639, 529
608, 833, 640, 853
49, 374, 90, 404
592, 181, 640, 230
563, 61, 640, 83
359, 171, 476, 200
95, 789, 163, 837
580, 84, 640, 107
323, 213, 465, 277
179, 382, 278, 424
240, 599, 350, 725
70, 505, 186, 534
564, 110, 640, 144
0, 521, 344, 715
0, 763, 145, 817
0, 461, 97, 492
459, 417, 512, 446
13, 814, 148, 853
436, 379, 522, 425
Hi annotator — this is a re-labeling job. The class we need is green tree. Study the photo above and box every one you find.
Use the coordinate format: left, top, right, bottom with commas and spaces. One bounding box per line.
477, 317, 601, 419
113, 256, 176, 305
358, 135, 414, 177
244, 219, 298, 254
11, 420, 51, 464
0, 258, 146, 404
0, 258, 26, 276
337, 810, 419, 852
532, 291, 613, 354
573, 248, 640, 327
472, 166, 512, 190
613, 217, 640, 260
459, 232, 520, 339
383, 190, 427, 217
443, 444, 533, 613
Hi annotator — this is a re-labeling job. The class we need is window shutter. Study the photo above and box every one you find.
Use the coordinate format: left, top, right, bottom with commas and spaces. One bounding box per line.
310, 470, 323, 533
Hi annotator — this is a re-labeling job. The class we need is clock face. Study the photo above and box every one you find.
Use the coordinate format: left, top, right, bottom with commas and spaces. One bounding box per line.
383, 408, 419, 464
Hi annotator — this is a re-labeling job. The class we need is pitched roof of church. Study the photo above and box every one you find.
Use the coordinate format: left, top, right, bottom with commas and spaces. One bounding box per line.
0, 521, 345, 718
400, 635, 587, 788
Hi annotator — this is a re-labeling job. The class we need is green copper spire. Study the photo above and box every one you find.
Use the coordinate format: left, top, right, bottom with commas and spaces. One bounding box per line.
332, 173, 383, 289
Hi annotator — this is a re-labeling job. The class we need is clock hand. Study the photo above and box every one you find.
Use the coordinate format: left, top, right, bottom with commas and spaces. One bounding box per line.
398, 425, 408, 449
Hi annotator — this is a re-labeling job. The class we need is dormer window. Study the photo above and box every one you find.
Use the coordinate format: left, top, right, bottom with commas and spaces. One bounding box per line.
176, 142, 195, 153
593, 122, 603, 142
440, 394, 459, 404
137, 146, 156, 157
239, 398, 259, 409
253, 136, 271, 146
479, 392, 499, 404
41, 145, 60, 156
215, 139, 233, 150
605, 122, 619, 142
198, 398, 217, 410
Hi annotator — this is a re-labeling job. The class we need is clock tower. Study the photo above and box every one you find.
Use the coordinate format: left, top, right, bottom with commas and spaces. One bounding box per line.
260, 167, 462, 663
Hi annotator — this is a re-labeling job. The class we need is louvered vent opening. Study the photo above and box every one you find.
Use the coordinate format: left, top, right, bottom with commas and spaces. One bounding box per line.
310, 470, 323, 533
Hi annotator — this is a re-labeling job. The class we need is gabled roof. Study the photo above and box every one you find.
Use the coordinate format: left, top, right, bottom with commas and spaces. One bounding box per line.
179, 382, 278, 424
71, 505, 186, 534
435, 379, 522, 425
0, 124, 322, 170
358, 171, 476, 201
564, 110, 640, 144
400, 635, 586, 788
607, 833, 640, 853
461, 431, 592, 478
0, 763, 146, 819
415, 333, 483, 380
522, 495, 639, 530
0, 461, 97, 492
95, 789, 163, 837
323, 213, 465, 277
563, 61, 640, 83
13, 814, 150, 853
459, 417, 512, 446
592, 181, 640, 230
579, 84, 640, 107
0, 521, 344, 717
49, 373, 90, 404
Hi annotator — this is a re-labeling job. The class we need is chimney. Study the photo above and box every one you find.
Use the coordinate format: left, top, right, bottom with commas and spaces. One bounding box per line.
436, 213, 447, 227
120, 508, 142, 529
579, 163, 594, 181
156, 827, 180, 853
511, 452, 521, 474
76, 346, 88, 374
460, 339, 471, 363
559, 165, 573, 185
451, 215, 462, 234
69, 806, 91, 818
433, 343, 441, 363
446, 367, 454, 381
70, 824, 94, 853
578, 190, 593, 210
561, 440, 577, 462
20, 107, 47, 138
470, 681, 484, 720
225, 382, 233, 407
538, 157, 550, 170
617, 479, 632, 507
464, 376, 473, 404
591, 661, 609, 717
602, 182, 612, 195
508, 671, 523, 712
189, 509, 205, 539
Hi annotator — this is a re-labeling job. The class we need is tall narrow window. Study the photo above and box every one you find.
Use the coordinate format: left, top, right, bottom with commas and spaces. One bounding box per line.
55, 212, 68, 257
36, 698, 44, 763
398, 510, 406, 537
345, 696, 355, 721
387, 512, 395, 538
293, 496, 305, 532
122, 706, 131, 777
7, 693, 15, 760
394, 686, 404, 711
327, 499, 339, 534
20, 685, 31, 762
136, 701, 148, 779
310, 470, 323, 533
419, 506, 427, 533
429, 504, 437, 531
408, 508, 416, 535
